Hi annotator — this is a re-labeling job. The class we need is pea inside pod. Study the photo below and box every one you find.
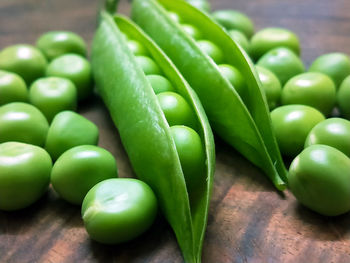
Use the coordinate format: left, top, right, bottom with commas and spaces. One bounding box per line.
132, 0, 287, 190
92, 12, 214, 263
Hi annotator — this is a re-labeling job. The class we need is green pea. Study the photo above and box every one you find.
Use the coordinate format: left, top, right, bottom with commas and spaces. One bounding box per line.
82, 178, 158, 244
338, 75, 350, 119
127, 40, 149, 56
0, 142, 52, 211
36, 31, 87, 61
255, 65, 282, 110
29, 77, 77, 122
281, 72, 336, 116
157, 92, 196, 128
46, 54, 92, 100
168, 11, 182, 23
51, 145, 118, 205
135, 56, 161, 75
250, 27, 300, 61
0, 70, 28, 105
197, 40, 224, 64
305, 118, 350, 158
288, 145, 350, 216
218, 64, 245, 96
146, 75, 175, 94
309, 53, 350, 88
187, 0, 211, 12
228, 30, 250, 55
181, 24, 203, 40
257, 47, 305, 85
0, 44, 47, 85
170, 125, 205, 193
45, 111, 99, 160
212, 10, 254, 38
270, 105, 325, 157
0, 102, 49, 146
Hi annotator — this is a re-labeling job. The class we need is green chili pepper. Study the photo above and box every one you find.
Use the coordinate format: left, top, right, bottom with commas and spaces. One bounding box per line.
131, 0, 287, 190
92, 11, 215, 263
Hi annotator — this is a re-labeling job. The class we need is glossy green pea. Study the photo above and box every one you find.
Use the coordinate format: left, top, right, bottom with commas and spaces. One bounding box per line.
228, 30, 250, 55
181, 24, 202, 40
255, 66, 281, 110
51, 145, 118, 205
212, 10, 254, 38
46, 54, 92, 100
257, 47, 305, 85
168, 11, 182, 23
0, 142, 52, 211
157, 91, 196, 128
186, 0, 210, 12
271, 105, 325, 157
305, 118, 350, 157
92, 13, 214, 263
218, 64, 245, 96
338, 75, 350, 119
0, 44, 47, 85
127, 39, 149, 56
0, 102, 49, 146
170, 125, 205, 193
250, 27, 300, 61
0, 70, 28, 105
36, 31, 87, 61
135, 56, 162, 75
82, 178, 158, 244
196, 40, 224, 64
288, 145, 350, 216
309, 53, 350, 88
281, 72, 336, 116
45, 111, 99, 160
29, 77, 77, 122
133, 0, 287, 191
146, 75, 175, 94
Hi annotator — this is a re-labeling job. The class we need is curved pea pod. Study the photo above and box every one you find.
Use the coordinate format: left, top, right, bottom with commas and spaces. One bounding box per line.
131, 0, 287, 190
91, 12, 215, 263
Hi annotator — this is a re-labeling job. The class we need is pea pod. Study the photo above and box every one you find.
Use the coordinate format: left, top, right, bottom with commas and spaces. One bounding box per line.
91, 11, 215, 263
131, 0, 287, 189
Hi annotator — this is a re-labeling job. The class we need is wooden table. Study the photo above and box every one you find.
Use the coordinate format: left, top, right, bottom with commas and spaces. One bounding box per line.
1, 0, 350, 262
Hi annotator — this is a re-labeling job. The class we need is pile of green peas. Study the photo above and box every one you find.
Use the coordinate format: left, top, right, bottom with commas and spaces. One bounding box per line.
211, 8, 350, 216
0, 31, 158, 244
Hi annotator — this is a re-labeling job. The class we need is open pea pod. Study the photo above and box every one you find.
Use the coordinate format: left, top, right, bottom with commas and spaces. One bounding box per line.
131, 0, 287, 190
92, 11, 215, 263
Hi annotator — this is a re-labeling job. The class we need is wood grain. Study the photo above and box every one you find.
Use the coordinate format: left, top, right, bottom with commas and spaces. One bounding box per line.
1, 0, 350, 262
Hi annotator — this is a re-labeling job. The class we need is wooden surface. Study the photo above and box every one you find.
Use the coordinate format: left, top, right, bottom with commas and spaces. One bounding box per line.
1, 0, 350, 262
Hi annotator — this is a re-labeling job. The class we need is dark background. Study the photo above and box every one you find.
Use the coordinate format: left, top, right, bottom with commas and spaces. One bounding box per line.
1, 0, 350, 262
